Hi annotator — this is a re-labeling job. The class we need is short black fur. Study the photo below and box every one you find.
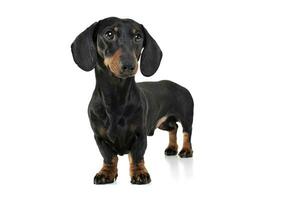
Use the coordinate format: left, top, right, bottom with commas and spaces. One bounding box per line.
71, 17, 194, 184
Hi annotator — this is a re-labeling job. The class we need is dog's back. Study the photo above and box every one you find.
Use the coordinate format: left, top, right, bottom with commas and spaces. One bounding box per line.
137, 80, 194, 135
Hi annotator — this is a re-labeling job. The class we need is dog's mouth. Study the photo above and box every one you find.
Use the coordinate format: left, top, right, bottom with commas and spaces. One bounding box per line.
116, 71, 137, 79
105, 63, 138, 79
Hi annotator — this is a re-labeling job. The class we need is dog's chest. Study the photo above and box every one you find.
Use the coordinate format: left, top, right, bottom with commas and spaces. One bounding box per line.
101, 120, 138, 155
91, 103, 143, 154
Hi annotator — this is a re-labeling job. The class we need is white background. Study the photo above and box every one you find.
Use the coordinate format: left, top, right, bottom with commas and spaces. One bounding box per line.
0, 0, 281, 199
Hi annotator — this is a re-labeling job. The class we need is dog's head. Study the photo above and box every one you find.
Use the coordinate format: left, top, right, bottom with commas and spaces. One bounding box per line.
71, 17, 162, 78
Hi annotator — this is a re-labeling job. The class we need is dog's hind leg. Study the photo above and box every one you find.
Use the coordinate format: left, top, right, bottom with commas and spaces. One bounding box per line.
158, 116, 179, 155
165, 125, 178, 155
178, 120, 193, 158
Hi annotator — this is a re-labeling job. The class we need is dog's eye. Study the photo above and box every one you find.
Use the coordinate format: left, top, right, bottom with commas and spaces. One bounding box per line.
134, 34, 142, 42
104, 31, 115, 40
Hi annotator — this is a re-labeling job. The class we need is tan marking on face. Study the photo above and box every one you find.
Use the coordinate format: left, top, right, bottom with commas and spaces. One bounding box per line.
104, 49, 139, 78
182, 132, 192, 151
156, 116, 168, 128
168, 128, 178, 150
132, 29, 136, 34
104, 49, 122, 76
114, 26, 118, 32
128, 153, 148, 177
97, 156, 118, 180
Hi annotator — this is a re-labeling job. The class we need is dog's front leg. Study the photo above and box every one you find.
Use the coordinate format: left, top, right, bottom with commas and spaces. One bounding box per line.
93, 135, 118, 184
129, 134, 151, 184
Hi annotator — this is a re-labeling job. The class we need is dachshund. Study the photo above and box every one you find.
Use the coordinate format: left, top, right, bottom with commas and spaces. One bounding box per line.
71, 17, 194, 184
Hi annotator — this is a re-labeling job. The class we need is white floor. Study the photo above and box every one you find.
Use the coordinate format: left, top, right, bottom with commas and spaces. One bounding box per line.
2, 118, 280, 200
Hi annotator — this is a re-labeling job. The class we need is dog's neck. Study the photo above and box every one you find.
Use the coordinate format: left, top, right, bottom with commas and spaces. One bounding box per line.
94, 64, 139, 110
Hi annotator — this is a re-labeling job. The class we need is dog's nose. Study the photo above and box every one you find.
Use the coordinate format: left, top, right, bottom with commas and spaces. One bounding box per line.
121, 64, 135, 72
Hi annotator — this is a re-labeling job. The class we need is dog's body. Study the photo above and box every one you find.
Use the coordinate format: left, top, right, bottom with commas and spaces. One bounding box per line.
71, 17, 194, 184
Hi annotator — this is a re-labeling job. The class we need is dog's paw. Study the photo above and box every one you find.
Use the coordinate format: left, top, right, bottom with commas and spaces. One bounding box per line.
164, 147, 178, 156
131, 172, 151, 185
178, 149, 193, 158
94, 173, 118, 184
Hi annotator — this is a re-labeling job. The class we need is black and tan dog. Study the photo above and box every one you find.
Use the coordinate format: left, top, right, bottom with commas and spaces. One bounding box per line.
71, 17, 194, 185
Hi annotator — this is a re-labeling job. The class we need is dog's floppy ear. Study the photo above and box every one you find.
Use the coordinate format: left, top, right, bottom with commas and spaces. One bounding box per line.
71, 22, 98, 71
140, 26, 163, 77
